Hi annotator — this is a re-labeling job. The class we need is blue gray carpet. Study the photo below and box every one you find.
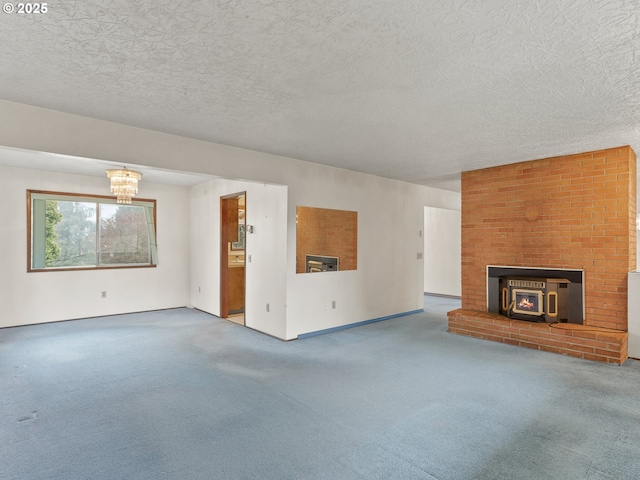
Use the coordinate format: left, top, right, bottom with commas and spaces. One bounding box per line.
1, 296, 639, 479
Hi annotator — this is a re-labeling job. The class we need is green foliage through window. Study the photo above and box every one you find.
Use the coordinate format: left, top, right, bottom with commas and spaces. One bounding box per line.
49, 201, 97, 267
45, 201, 62, 264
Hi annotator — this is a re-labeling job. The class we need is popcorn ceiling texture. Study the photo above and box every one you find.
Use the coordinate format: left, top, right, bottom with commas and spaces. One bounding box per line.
0, 1, 639, 189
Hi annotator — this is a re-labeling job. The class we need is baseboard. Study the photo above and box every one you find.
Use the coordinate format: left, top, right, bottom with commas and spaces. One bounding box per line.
424, 292, 462, 299
0, 306, 189, 330
297, 309, 424, 339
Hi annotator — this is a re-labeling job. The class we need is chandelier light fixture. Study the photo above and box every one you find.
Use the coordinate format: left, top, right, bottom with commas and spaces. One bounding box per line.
106, 167, 142, 204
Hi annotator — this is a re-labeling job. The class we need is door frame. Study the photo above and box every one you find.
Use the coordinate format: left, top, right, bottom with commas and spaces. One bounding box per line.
220, 192, 246, 321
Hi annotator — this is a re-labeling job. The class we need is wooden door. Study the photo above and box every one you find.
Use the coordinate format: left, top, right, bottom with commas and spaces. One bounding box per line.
220, 193, 246, 321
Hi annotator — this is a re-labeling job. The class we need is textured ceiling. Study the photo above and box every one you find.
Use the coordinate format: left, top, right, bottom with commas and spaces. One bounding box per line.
0, 0, 639, 191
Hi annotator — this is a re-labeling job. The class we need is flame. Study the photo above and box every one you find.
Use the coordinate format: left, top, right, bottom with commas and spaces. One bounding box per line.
518, 297, 535, 310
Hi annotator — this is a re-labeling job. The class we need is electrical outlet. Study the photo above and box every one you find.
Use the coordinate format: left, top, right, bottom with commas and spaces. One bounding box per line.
417, 252, 423, 259
101, 291, 107, 298
198, 286, 201, 293
332, 300, 336, 309
248, 255, 252, 263
266, 303, 270, 312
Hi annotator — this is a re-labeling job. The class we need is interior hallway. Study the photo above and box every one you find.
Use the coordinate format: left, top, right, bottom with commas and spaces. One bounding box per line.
1, 296, 639, 479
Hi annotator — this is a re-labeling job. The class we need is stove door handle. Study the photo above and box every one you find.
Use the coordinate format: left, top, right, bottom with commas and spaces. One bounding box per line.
548, 291, 558, 318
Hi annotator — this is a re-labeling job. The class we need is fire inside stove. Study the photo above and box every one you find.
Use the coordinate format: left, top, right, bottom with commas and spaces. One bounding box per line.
512, 289, 543, 315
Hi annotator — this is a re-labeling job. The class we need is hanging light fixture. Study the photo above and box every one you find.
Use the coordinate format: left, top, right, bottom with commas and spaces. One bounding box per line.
106, 167, 142, 204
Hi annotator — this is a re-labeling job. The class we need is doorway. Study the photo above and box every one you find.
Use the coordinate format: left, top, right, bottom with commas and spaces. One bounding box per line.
220, 192, 246, 325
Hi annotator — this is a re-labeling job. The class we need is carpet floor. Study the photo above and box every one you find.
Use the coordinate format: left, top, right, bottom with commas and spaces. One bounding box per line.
1, 296, 639, 479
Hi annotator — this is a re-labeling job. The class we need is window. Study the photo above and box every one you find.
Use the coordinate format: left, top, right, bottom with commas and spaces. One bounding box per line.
28, 191, 157, 271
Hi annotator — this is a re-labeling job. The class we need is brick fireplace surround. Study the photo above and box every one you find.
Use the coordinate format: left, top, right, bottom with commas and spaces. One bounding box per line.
448, 146, 637, 364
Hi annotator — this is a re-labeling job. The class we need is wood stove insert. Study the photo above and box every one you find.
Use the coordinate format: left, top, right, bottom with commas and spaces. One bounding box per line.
488, 266, 584, 324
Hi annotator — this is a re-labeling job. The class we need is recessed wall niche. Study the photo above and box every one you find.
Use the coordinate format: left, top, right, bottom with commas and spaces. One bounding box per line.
296, 206, 357, 273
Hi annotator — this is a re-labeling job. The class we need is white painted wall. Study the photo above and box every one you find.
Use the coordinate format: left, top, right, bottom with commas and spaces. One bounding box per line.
0, 100, 461, 339
283, 167, 450, 339
423, 207, 461, 297
0, 165, 190, 328
628, 271, 640, 359
632, 182, 639, 359
190, 179, 287, 339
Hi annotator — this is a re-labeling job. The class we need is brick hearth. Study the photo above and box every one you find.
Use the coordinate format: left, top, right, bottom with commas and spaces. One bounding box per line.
448, 309, 627, 364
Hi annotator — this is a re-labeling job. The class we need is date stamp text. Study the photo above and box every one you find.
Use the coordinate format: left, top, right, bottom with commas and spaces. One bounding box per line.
3, 3, 49, 14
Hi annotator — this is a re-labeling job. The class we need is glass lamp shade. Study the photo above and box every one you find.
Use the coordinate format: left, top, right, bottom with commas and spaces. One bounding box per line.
106, 168, 142, 204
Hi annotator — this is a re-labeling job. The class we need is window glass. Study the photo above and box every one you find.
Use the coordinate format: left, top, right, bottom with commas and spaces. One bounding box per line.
99, 204, 150, 265
47, 201, 97, 267
29, 191, 156, 271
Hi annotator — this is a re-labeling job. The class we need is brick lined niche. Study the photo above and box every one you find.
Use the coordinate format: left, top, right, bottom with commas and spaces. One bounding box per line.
296, 207, 357, 273
448, 146, 636, 364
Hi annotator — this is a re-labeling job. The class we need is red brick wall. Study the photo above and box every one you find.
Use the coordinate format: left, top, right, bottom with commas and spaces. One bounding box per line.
461, 146, 636, 331
296, 207, 357, 273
